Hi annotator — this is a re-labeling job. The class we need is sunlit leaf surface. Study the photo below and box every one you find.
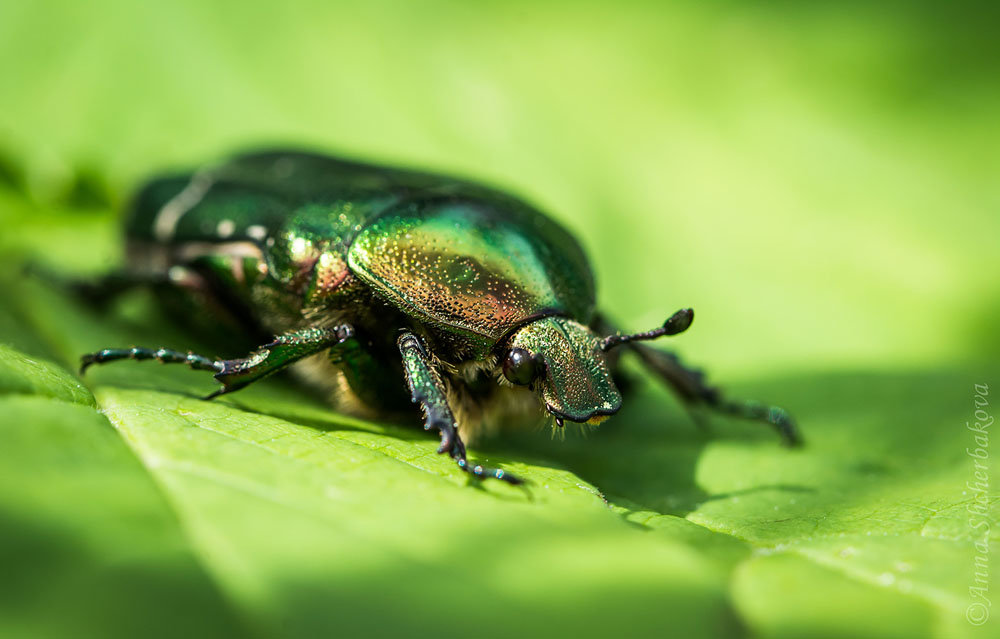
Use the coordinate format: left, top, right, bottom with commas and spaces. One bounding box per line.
0, 1, 996, 637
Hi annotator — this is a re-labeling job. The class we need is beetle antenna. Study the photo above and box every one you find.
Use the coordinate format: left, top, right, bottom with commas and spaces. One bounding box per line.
600, 308, 694, 352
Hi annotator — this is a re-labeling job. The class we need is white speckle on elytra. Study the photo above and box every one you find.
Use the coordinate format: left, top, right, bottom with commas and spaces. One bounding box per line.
247, 225, 267, 241
876, 572, 896, 586
216, 219, 235, 238
168, 265, 188, 283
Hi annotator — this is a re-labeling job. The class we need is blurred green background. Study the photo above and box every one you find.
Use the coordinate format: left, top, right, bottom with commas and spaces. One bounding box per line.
0, 1, 997, 638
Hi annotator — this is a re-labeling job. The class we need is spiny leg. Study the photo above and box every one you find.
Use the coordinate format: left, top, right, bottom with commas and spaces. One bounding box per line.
81, 326, 355, 399
81, 347, 221, 374
630, 343, 801, 446
398, 332, 522, 485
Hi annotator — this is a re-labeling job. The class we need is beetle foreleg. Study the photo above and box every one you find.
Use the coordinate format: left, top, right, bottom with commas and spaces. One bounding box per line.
398, 332, 522, 485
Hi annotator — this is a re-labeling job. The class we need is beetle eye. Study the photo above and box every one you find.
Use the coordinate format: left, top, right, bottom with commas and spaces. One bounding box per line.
502, 348, 541, 386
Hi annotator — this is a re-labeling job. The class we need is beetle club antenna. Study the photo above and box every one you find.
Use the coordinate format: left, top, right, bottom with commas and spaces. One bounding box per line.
600, 308, 694, 352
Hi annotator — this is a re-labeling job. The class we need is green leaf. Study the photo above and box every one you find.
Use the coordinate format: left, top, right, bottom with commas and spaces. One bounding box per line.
0, 355, 248, 638
2, 234, 997, 637
1, 2, 998, 636
0, 343, 94, 406
2, 271, 743, 637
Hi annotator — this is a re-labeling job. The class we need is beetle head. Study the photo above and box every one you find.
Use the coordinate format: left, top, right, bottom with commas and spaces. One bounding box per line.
502, 309, 694, 426
504, 317, 622, 425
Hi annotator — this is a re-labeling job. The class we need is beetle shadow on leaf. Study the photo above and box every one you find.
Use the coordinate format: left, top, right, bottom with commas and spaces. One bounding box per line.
489, 366, 991, 526
484, 394, 720, 517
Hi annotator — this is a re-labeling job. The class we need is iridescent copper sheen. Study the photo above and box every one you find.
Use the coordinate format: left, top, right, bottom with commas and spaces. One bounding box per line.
349, 201, 593, 349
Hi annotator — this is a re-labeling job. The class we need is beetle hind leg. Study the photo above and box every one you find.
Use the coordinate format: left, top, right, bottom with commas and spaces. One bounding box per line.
69, 270, 169, 307
398, 332, 522, 485
630, 343, 802, 446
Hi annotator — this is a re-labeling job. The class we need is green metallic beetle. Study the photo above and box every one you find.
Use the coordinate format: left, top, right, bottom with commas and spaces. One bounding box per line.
80, 150, 799, 485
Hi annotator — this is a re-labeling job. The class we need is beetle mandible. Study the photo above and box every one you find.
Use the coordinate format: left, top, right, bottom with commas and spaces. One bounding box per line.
80, 150, 800, 485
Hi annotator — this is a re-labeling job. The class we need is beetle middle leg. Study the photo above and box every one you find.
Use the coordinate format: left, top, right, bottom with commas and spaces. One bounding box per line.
81, 325, 356, 399
397, 332, 522, 485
